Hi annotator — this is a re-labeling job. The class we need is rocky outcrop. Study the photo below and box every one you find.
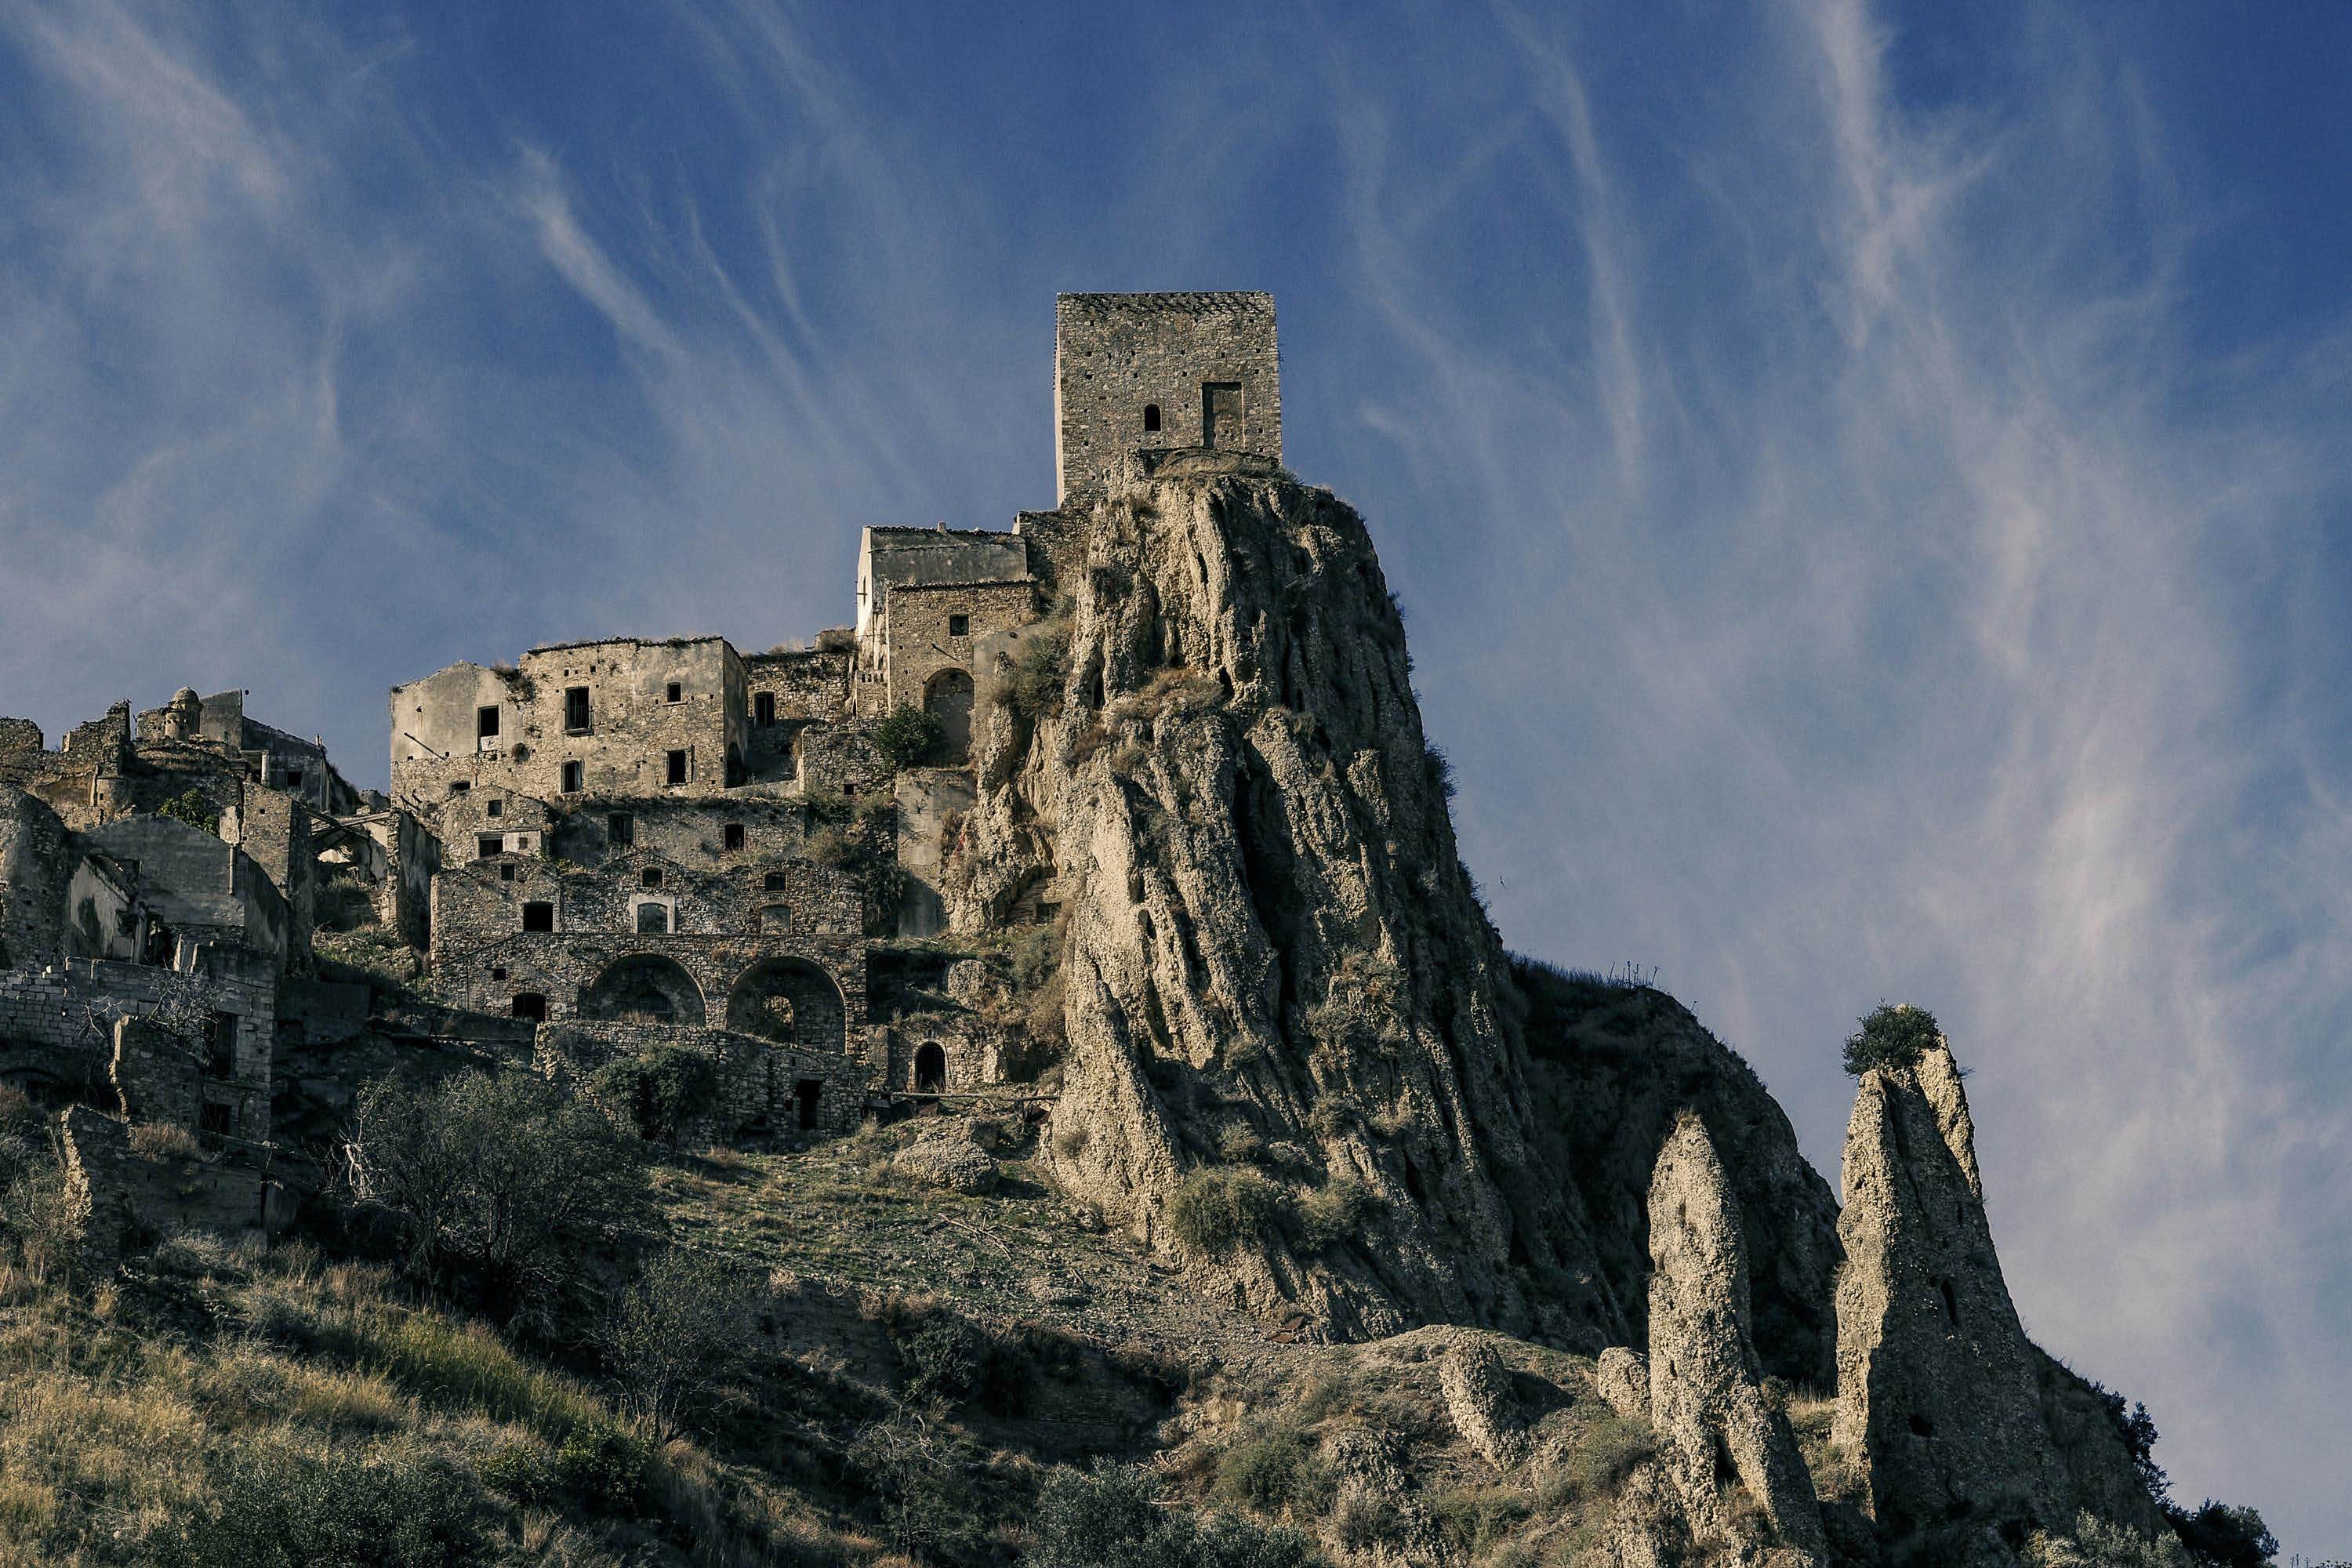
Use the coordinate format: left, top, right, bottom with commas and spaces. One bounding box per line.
1515, 969, 1843, 1387
947, 466, 1623, 1340
1595, 1346, 1650, 1420
1439, 1337, 1528, 1467
893, 1117, 1002, 1194
1646, 1112, 1827, 1563
1833, 1040, 2069, 1556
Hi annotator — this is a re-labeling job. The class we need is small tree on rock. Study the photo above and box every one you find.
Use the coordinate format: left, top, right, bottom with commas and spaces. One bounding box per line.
1841, 1003, 1942, 1077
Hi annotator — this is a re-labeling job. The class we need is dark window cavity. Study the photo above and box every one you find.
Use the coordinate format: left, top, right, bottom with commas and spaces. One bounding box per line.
608, 812, 634, 845
485, 798, 503, 818
641, 867, 662, 888
665, 681, 683, 703
561, 760, 583, 793
723, 822, 746, 851
477, 836, 503, 861
763, 872, 787, 891
636, 902, 671, 935
948, 613, 970, 638
1142, 403, 1160, 433
755, 692, 776, 727
521, 901, 554, 932
477, 705, 500, 738
666, 749, 688, 785
564, 686, 591, 732
511, 993, 547, 1022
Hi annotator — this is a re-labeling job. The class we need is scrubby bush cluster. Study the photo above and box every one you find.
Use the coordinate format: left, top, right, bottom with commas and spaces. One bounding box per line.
1167, 1167, 1379, 1261
589, 1045, 718, 1144
872, 703, 947, 769
1029, 1462, 1321, 1568
1840, 1002, 1942, 1077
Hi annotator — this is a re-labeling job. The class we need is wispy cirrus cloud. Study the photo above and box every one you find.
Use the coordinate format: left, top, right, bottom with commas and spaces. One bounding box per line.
0, 0, 2343, 1552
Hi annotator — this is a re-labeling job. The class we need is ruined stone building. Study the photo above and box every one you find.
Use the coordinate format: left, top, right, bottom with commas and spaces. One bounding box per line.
1, 291, 1282, 1238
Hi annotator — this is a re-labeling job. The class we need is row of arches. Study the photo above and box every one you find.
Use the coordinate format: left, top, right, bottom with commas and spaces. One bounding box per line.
574, 953, 849, 1053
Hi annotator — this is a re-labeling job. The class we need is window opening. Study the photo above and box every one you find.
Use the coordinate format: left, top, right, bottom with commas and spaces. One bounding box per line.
948, 613, 970, 638
1142, 403, 1160, 433
666, 750, 688, 785
511, 993, 547, 1022
755, 692, 776, 727
521, 901, 554, 932
608, 813, 634, 845
636, 902, 671, 935
564, 687, 591, 732
477, 706, 500, 738
723, 823, 746, 851
561, 760, 583, 793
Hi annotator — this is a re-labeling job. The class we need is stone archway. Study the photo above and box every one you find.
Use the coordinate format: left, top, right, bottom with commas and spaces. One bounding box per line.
913, 1041, 946, 1094
725, 957, 846, 1052
924, 668, 975, 764
583, 954, 705, 1025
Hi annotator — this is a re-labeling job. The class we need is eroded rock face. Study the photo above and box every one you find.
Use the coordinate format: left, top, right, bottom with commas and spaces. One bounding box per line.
1833, 1042, 2067, 1551
1517, 975, 1843, 1388
1438, 1337, 1528, 1468
1595, 1346, 1650, 1420
947, 470, 1621, 1340
1646, 1112, 1827, 1562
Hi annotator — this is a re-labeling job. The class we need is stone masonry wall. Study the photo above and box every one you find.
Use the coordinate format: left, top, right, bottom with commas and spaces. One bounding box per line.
1053, 292, 1281, 505
538, 1020, 868, 1138
873, 580, 1037, 718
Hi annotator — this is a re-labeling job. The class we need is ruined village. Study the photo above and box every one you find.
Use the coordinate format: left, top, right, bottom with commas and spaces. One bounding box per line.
0, 296, 2257, 1567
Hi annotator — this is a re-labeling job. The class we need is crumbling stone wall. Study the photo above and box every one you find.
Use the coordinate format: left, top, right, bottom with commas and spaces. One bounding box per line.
61, 1104, 283, 1268
1, 786, 73, 968
538, 1019, 867, 1137
1053, 292, 1282, 504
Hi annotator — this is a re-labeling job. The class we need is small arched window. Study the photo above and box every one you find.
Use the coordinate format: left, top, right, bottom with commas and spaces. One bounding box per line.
1142, 404, 1160, 433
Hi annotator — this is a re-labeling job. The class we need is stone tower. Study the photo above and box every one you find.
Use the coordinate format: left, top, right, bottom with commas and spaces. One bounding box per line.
1052, 292, 1281, 505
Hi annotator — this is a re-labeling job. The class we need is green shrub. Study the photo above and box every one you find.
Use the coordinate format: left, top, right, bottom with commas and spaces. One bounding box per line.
1841, 1002, 1942, 1077
553, 1417, 650, 1516
343, 1071, 648, 1317
596, 1249, 750, 1439
873, 705, 947, 770
158, 1446, 486, 1568
1211, 1426, 1334, 1517
1030, 1461, 1323, 1567
1004, 621, 1072, 723
1294, 1178, 1377, 1253
156, 789, 220, 836
1167, 1167, 1292, 1259
590, 1046, 719, 1143
478, 1439, 553, 1506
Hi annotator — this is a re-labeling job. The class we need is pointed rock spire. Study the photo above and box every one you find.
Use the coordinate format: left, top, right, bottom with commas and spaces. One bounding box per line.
1833, 1034, 2067, 1552
1646, 1112, 1828, 1561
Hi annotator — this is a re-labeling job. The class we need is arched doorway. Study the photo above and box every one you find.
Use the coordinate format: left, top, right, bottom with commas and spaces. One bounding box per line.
913, 1042, 946, 1095
583, 954, 705, 1025
725, 957, 847, 1052
924, 668, 975, 764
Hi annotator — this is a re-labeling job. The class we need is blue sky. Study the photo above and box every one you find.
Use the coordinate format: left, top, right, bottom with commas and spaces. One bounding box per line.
3, 1, 2348, 1552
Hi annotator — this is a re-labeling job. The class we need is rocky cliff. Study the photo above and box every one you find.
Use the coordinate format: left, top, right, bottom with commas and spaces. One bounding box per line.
942, 463, 1838, 1359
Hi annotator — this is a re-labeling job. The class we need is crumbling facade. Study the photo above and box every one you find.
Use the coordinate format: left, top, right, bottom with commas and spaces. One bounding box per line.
6, 291, 1286, 1243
